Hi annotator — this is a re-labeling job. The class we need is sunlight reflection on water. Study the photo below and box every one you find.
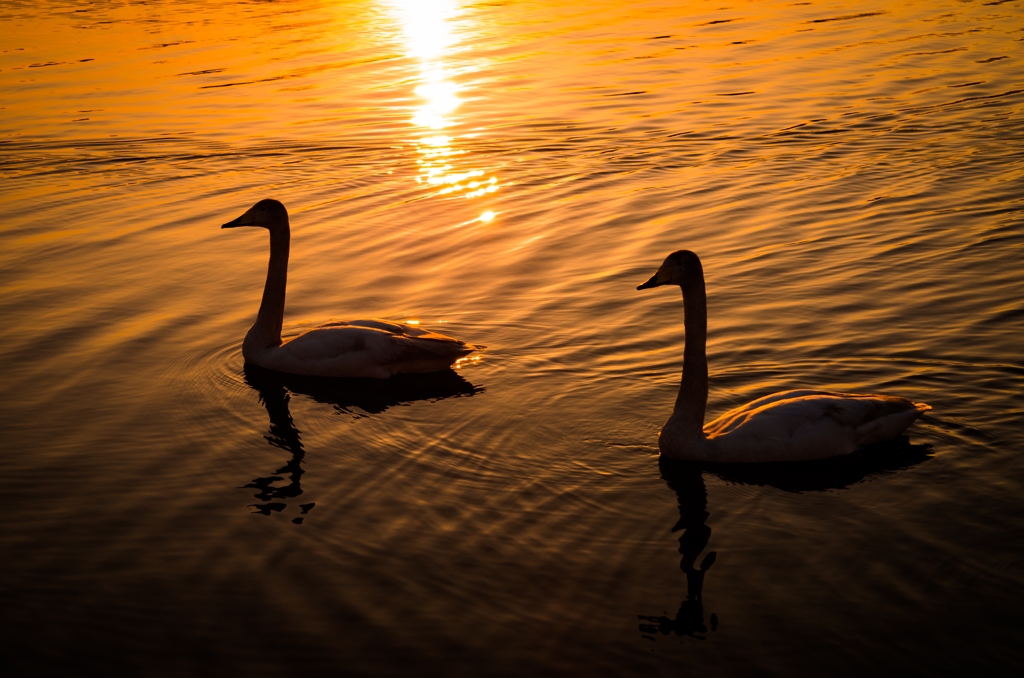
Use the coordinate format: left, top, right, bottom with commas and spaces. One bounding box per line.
387, 0, 501, 208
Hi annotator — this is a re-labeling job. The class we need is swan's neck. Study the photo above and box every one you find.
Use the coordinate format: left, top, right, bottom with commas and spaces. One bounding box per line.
673, 273, 708, 439
245, 221, 290, 351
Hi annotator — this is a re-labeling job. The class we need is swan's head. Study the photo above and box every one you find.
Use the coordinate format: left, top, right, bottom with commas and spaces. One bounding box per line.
637, 250, 702, 290
222, 199, 288, 230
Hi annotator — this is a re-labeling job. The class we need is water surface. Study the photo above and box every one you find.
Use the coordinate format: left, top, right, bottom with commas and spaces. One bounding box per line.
2, 0, 1023, 675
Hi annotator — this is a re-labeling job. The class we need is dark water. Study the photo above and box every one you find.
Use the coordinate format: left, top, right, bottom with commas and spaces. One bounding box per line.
2, 0, 1023, 675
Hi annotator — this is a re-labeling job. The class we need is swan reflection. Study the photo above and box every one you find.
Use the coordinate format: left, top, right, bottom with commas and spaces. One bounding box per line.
241, 364, 481, 523
640, 437, 933, 640
639, 461, 718, 641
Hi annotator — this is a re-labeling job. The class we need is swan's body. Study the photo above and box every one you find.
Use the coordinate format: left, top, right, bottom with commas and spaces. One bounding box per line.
223, 199, 478, 379
638, 250, 930, 463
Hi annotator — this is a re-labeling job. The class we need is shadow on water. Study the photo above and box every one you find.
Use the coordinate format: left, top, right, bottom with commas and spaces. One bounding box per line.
639, 437, 933, 641
701, 435, 934, 494
240, 364, 482, 523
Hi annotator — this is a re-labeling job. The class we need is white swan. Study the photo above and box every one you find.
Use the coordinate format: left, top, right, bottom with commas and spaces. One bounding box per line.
222, 199, 478, 379
637, 250, 930, 462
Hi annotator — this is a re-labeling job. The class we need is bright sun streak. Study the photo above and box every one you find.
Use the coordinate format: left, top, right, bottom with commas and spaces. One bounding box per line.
388, 0, 501, 208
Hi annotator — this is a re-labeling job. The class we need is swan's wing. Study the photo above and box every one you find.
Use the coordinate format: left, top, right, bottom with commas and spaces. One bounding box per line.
705, 392, 930, 461
316, 318, 431, 337
705, 390, 844, 436
273, 323, 476, 378
316, 318, 482, 348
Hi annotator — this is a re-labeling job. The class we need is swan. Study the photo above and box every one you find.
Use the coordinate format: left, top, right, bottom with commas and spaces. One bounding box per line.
222, 198, 478, 379
637, 250, 931, 462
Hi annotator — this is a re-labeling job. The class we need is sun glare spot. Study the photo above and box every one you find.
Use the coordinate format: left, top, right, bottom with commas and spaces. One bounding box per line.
479, 210, 495, 222
454, 354, 482, 369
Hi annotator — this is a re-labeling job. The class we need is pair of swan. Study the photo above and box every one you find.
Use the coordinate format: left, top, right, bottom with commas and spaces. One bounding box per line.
222, 199, 930, 463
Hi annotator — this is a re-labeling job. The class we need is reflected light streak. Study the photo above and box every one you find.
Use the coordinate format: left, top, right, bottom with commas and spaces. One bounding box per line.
387, 0, 500, 205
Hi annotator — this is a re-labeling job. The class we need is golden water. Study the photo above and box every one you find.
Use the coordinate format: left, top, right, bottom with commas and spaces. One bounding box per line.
2, 0, 1023, 674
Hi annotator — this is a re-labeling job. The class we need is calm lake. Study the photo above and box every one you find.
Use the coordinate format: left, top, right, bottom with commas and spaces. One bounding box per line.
2, 0, 1023, 674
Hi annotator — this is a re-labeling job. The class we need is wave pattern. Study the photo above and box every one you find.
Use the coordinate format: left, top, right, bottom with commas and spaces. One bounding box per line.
1, 0, 1023, 675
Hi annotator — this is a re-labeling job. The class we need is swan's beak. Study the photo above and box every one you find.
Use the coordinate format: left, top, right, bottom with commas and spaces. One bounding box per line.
637, 267, 670, 290
222, 208, 256, 228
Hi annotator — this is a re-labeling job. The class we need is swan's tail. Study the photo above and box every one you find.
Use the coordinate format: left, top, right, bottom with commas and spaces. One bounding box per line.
416, 334, 483, 355
388, 335, 481, 375
856, 399, 931, 447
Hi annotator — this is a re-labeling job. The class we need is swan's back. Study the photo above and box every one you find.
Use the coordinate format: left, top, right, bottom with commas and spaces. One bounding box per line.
699, 391, 931, 462
252, 319, 478, 379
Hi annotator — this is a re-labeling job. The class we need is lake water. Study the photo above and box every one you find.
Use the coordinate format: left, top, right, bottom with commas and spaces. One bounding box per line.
2, 0, 1023, 674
